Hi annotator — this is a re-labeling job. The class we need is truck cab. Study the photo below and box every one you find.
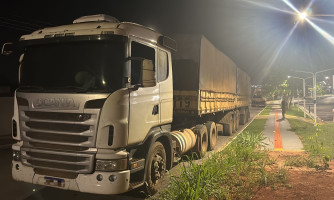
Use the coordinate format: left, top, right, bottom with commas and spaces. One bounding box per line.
10, 14, 175, 194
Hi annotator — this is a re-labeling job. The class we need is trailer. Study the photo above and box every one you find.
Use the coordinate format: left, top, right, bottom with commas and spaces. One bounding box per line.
172, 34, 251, 134
3, 14, 251, 195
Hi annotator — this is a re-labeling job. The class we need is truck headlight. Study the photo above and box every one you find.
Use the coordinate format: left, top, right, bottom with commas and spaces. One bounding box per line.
95, 159, 127, 172
13, 150, 21, 161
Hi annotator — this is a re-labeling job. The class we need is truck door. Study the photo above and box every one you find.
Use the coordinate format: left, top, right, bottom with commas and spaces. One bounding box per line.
157, 49, 173, 124
128, 41, 160, 145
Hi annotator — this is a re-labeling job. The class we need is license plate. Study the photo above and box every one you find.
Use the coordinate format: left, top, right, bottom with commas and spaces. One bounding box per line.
44, 177, 65, 188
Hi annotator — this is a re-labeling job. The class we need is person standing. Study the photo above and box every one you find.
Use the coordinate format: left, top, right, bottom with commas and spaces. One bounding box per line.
281, 98, 286, 119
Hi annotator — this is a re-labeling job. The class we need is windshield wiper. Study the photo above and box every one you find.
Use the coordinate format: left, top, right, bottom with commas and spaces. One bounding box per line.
17, 85, 44, 92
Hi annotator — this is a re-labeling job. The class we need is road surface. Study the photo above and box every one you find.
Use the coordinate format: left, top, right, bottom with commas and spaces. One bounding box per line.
297, 96, 334, 121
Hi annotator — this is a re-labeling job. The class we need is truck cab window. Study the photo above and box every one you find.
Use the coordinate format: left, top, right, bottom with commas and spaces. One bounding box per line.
158, 50, 168, 82
131, 41, 155, 85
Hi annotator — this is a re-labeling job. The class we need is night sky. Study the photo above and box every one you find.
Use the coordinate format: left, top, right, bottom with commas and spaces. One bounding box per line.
1, 0, 334, 91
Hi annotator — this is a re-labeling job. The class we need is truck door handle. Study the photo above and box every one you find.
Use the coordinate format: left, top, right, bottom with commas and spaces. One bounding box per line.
152, 105, 159, 115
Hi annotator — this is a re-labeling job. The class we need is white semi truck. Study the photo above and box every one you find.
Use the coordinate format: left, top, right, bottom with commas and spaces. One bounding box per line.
5, 14, 251, 195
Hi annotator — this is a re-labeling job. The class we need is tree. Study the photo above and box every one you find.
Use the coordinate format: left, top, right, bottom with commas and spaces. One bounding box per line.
260, 69, 291, 99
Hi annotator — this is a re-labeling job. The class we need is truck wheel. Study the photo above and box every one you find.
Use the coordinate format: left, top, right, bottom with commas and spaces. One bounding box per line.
216, 123, 224, 136
232, 118, 236, 133
223, 123, 232, 136
235, 113, 239, 131
246, 108, 250, 122
192, 125, 208, 158
239, 114, 246, 125
145, 141, 166, 195
205, 121, 217, 151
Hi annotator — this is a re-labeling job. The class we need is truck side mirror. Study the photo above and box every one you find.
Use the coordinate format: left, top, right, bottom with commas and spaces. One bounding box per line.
141, 59, 156, 87
2, 42, 14, 55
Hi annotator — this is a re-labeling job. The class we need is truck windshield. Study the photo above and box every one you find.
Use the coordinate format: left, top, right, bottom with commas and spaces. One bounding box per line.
19, 38, 125, 93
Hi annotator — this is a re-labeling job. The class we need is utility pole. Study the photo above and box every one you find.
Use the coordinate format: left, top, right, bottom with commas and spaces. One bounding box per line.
288, 76, 312, 118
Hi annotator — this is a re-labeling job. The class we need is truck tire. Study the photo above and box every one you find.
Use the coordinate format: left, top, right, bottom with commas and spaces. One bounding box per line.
239, 114, 246, 125
232, 118, 236, 133
239, 109, 246, 125
223, 123, 232, 136
205, 121, 217, 151
145, 141, 166, 195
234, 113, 239, 131
246, 108, 250, 122
216, 123, 224, 136
192, 125, 208, 158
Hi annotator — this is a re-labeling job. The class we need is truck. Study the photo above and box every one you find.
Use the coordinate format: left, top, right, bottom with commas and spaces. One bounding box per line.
4, 14, 251, 195
251, 87, 266, 107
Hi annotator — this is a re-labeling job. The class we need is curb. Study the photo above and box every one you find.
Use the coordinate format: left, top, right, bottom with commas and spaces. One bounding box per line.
216, 106, 268, 152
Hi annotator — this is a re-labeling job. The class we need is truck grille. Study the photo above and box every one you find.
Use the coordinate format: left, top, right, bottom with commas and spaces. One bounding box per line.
20, 110, 99, 147
21, 148, 94, 173
19, 109, 100, 173
26, 132, 89, 143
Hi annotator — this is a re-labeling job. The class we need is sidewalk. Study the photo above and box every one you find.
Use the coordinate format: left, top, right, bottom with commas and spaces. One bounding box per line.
262, 105, 303, 151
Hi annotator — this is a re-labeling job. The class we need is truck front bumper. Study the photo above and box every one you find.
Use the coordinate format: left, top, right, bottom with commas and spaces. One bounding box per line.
12, 160, 130, 195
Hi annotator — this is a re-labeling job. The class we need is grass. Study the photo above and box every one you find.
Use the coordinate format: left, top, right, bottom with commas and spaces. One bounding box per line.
288, 119, 334, 159
259, 105, 272, 116
159, 119, 284, 200
286, 105, 311, 119
243, 119, 267, 134
286, 108, 334, 170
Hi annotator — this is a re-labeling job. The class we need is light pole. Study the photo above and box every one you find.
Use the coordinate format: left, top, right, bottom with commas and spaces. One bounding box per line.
288, 75, 312, 118
292, 68, 334, 126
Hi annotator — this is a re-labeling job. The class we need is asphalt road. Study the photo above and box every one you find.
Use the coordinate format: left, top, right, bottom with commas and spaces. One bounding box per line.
0, 107, 263, 200
297, 96, 334, 121
315, 96, 334, 122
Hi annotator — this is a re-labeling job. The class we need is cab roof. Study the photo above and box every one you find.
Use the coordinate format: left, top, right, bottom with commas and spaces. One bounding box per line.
20, 14, 163, 46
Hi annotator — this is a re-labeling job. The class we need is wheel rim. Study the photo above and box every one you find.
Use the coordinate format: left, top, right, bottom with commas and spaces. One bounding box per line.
151, 154, 165, 184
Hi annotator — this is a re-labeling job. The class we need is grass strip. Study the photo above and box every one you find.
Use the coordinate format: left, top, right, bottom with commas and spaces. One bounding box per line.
259, 105, 272, 116
159, 119, 286, 200
288, 119, 334, 159
286, 104, 334, 170
286, 105, 311, 119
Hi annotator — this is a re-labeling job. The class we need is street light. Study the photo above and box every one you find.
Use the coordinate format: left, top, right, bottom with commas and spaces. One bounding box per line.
288, 75, 312, 118
298, 12, 308, 21
292, 68, 334, 126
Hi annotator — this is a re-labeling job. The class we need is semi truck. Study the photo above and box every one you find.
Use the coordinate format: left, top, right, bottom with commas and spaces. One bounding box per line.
251, 87, 267, 107
4, 14, 251, 195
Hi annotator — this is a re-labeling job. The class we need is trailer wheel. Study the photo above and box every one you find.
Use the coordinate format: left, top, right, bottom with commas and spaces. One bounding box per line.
145, 141, 166, 195
246, 108, 250, 122
233, 113, 239, 133
223, 123, 233, 136
239, 109, 246, 125
205, 121, 217, 151
240, 113, 246, 125
192, 125, 208, 158
216, 123, 224, 136
232, 118, 236, 133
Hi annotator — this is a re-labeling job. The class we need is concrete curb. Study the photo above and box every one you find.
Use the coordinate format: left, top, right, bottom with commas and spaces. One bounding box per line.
216, 106, 268, 152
